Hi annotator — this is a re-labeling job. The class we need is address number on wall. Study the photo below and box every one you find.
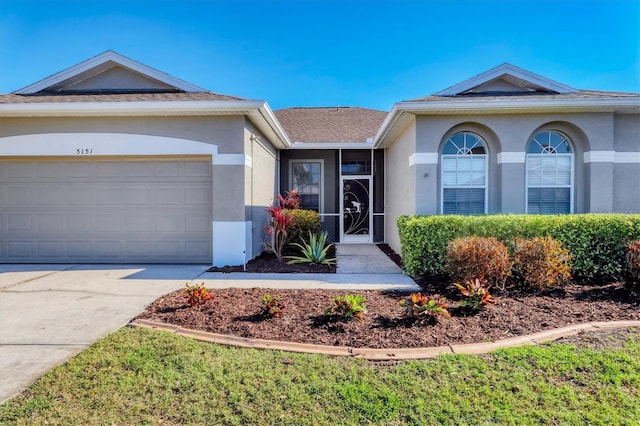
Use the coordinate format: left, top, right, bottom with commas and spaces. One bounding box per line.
76, 148, 94, 155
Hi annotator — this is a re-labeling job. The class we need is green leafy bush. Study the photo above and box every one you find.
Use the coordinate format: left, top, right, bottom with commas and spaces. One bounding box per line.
284, 209, 321, 253
446, 236, 512, 290
625, 240, 640, 290
512, 237, 572, 290
398, 214, 640, 282
325, 294, 367, 322
287, 231, 335, 265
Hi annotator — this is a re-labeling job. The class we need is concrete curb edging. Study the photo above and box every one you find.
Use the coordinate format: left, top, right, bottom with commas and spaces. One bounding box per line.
130, 319, 640, 361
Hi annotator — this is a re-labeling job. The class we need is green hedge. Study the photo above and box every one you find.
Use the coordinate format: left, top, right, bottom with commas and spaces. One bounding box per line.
397, 214, 640, 282
284, 209, 320, 253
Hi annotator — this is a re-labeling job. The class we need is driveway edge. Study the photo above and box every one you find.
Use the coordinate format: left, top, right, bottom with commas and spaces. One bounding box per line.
130, 319, 640, 361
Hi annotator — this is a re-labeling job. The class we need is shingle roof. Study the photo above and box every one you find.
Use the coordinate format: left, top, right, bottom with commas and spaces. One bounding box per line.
406, 89, 639, 103
274, 107, 387, 143
0, 91, 245, 104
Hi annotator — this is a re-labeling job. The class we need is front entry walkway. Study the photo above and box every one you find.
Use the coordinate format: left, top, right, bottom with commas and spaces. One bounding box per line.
335, 244, 403, 274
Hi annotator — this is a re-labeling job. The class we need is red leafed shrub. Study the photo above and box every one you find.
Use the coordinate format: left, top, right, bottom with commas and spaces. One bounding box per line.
399, 293, 450, 321
264, 190, 304, 261
446, 236, 513, 291
183, 282, 214, 307
453, 278, 497, 310
625, 240, 640, 290
262, 293, 285, 318
512, 237, 572, 291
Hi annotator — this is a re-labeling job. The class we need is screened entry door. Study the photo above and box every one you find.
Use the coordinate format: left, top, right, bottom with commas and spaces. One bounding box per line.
341, 177, 372, 243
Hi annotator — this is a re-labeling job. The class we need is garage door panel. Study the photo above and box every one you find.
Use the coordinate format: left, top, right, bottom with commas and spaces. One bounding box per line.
95, 161, 123, 177
68, 241, 92, 258
8, 214, 32, 232
38, 241, 63, 258
8, 241, 32, 258
36, 186, 65, 206
0, 158, 212, 263
37, 214, 63, 232
185, 161, 212, 177
126, 187, 153, 204
5, 186, 32, 206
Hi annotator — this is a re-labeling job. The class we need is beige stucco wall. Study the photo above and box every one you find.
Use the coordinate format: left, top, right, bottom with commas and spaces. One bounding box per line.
244, 119, 279, 257
613, 113, 640, 212
0, 116, 246, 154
410, 112, 630, 215
384, 117, 416, 254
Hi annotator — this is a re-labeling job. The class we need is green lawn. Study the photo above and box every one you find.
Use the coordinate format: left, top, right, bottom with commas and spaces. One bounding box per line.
1, 327, 639, 425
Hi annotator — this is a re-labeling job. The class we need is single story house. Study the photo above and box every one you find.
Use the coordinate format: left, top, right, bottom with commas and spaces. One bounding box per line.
1, 52, 638, 265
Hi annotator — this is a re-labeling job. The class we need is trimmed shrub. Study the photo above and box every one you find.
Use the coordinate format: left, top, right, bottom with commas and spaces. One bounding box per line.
512, 237, 572, 290
284, 209, 320, 252
398, 214, 640, 282
446, 236, 512, 290
625, 240, 640, 290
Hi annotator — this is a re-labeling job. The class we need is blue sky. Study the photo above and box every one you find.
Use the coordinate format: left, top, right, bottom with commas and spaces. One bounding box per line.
1, 0, 638, 110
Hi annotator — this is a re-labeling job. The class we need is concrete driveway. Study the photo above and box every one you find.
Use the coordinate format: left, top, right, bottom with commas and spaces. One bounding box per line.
0, 264, 208, 403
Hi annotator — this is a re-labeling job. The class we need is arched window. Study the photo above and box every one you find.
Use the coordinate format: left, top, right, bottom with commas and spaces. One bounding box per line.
526, 131, 573, 214
441, 132, 487, 214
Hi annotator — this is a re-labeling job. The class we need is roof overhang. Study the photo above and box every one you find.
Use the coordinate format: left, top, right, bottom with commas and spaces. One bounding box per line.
374, 97, 640, 148
0, 99, 291, 149
289, 141, 374, 150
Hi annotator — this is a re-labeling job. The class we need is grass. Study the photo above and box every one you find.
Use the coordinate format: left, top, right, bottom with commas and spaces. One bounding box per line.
1, 327, 639, 425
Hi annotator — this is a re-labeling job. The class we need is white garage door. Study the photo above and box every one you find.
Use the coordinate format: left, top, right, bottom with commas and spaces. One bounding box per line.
0, 157, 212, 263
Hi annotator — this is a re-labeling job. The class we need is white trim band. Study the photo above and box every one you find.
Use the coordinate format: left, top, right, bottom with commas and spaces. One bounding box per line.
0, 133, 218, 156
212, 153, 251, 167
584, 151, 616, 163
615, 152, 640, 163
409, 153, 439, 167
497, 152, 526, 164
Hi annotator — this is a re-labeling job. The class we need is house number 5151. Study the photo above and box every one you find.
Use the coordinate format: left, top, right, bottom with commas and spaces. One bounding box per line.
76, 148, 93, 155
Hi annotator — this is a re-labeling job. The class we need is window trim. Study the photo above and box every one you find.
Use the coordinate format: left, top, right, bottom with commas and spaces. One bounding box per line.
440, 132, 489, 215
525, 131, 574, 214
289, 159, 324, 216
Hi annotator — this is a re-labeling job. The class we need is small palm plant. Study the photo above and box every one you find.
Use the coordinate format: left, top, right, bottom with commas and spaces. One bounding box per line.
287, 231, 336, 265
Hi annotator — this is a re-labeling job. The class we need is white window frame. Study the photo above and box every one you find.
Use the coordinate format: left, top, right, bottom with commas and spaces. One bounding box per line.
440, 132, 488, 215
525, 131, 574, 214
289, 159, 324, 216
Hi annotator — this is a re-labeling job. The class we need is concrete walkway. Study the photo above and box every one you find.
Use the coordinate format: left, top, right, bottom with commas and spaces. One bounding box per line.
335, 244, 403, 274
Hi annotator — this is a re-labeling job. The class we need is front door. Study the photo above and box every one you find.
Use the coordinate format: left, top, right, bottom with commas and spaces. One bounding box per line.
341, 177, 372, 243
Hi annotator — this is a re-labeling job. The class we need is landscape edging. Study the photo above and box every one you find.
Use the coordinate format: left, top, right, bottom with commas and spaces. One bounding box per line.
129, 319, 640, 361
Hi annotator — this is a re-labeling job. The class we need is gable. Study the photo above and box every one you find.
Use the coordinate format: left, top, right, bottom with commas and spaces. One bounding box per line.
45, 64, 179, 93
435, 63, 577, 97
14, 50, 204, 95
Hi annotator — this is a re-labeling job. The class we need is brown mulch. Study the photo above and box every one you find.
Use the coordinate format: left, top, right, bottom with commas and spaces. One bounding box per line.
136, 283, 640, 349
207, 246, 336, 273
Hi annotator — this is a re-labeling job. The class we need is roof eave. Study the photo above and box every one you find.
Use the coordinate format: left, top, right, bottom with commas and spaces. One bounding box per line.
374, 97, 640, 148
0, 99, 291, 148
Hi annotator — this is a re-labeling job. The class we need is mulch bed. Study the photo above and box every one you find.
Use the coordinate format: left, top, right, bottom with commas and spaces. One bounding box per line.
136, 283, 640, 349
207, 246, 336, 273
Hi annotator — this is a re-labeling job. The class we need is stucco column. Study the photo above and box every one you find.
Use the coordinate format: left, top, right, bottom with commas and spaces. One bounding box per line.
585, 156, 614, 212
414, 162, 439, 215
498, 152, 526, 213
211, 162, 249, 266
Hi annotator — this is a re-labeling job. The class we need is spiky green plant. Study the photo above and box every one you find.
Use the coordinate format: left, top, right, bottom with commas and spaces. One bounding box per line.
287, 231, 336, 265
